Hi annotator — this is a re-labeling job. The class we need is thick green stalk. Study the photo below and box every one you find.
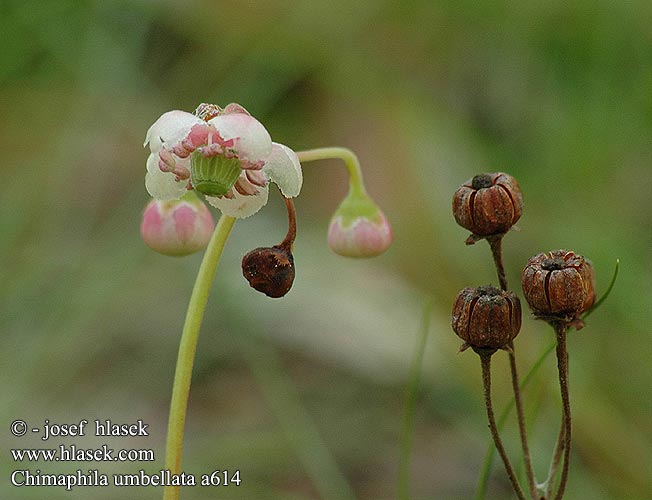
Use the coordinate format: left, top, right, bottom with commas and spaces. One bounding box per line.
163, 215, 236, 500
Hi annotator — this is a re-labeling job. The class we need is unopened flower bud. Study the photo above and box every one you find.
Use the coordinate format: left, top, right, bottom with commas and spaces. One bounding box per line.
452, 285, 522, 350
521, 249, 595, 319
140, 192, 214, 256
242, 246, 295, 298
328, 192, 392, 258
453, 172, 523, 237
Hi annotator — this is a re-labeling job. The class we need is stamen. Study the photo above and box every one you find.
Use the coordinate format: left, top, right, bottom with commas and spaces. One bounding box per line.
233, 176, 259, 196
198, 144, 224, 157
240, 159, 265, 171
245, 169, 268, 187
173, 165, 190, 181
158, 148, 176, 172
194, 103, 222, 121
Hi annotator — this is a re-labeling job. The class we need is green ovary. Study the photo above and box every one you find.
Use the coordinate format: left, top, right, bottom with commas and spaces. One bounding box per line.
190, 152, 241, 197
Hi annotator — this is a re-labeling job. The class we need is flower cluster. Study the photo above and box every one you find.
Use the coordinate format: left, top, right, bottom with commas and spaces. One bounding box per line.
141, 102, 392, 296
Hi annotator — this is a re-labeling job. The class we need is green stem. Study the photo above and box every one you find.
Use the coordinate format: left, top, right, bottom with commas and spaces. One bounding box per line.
163, 215, 236, 500
398, 297, 434, 500
296, 147, 366, 197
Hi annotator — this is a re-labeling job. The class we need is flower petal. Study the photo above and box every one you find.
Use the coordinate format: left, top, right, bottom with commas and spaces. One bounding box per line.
222, 102, 250, 115
146, 152, 160, 174
147, 151, 191, 175
145, 154, 187, 200
144, 110, 203, 153
206, 185, 269, 218
208, 113, 272, 163
263, 143, 302, 198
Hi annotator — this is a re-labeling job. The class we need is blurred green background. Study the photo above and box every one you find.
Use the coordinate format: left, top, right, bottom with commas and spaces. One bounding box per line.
2, 0, 651, 499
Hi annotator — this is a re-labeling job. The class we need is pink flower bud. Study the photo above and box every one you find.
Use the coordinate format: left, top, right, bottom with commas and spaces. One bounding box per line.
328, 209, 392, 258
140, 193, 214, 256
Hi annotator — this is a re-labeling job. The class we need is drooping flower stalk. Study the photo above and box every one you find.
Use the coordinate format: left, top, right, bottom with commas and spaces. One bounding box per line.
296, 147, 366, 196
163, 215, 236, 500
296, 148, 392, 257
241, 197, 297, 298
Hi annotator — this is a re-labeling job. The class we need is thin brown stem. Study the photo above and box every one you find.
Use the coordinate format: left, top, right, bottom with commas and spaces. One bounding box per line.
478, 350, 528, 500
486, 235, 537, 498
553, 323, 572, 500
507, 341, 538, 499
487, 235, 508, 292
278, 197, 297, 252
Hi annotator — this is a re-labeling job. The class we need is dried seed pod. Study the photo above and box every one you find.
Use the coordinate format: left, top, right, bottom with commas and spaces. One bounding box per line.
452, 285, 522, 350
521, 249, 595, 319
452, 173, 523, 236
242, 246, 295, 298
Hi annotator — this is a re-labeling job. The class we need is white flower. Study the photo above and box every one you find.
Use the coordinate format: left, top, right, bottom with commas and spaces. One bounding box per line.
144, 103, 302, 218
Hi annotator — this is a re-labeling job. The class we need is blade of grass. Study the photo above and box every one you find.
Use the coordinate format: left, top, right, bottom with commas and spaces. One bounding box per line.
582, 259, 619, 321
241, 335, 358, 500
398, 297, 434, 500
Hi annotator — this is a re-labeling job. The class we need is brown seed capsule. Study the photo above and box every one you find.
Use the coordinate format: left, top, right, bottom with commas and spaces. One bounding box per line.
452, 285, 522, 350
452, 172, 523, 236
521, 249, 595, 319
242, 245, 295, 298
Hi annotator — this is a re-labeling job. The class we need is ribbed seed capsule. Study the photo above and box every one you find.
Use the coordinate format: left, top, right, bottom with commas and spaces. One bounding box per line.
521, 249, 595, 318
452, 172, 523, 236
452, 285, 522, 350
